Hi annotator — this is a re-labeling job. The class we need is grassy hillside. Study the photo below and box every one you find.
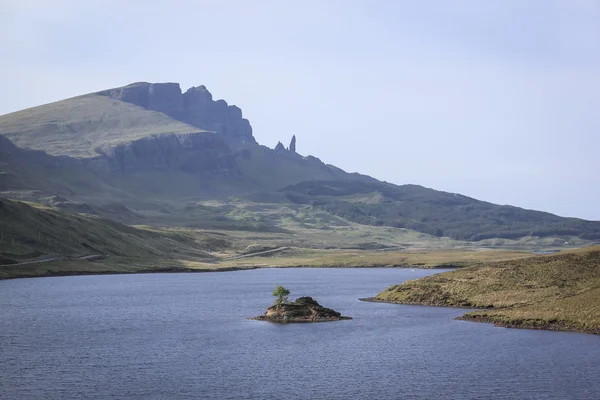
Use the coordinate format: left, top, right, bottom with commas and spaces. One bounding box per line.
0, 94, 202, 158
1, 197, 538, 280
0, 198, 218, 276
282, 180, 600, 241
374, 246, 600, 334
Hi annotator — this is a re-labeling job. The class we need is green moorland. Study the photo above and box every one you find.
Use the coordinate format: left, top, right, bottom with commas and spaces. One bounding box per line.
0, 198, 217, 279
374, 246, 600, 335
281, 180, 600, 241
0, 197, 533, 280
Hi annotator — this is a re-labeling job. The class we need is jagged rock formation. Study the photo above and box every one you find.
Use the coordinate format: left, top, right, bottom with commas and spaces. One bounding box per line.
274, 141, 286, 152
0, 82, 365, 190
289, 135, 296, 153
182, 86, 253, 145
98, 82, 184, 116
97, 82, 255, 144
250, 297, 352, 323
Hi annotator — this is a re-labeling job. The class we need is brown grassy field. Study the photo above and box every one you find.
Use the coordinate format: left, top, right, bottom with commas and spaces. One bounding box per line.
188, 247, 532, 269
375, 246, 600, 334
1, 247, 531, 280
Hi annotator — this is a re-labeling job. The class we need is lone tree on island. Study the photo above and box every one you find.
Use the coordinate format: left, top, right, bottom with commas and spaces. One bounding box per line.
272, 285, 290, 304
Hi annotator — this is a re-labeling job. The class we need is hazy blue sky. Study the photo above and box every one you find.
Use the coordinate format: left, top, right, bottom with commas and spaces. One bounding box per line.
1, 1, 599, 220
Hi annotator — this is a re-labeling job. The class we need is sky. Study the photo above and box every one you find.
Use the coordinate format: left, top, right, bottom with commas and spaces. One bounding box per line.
1, 0, 599, 220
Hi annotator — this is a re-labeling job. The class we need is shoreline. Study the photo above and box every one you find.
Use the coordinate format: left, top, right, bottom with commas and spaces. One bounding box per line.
1, 247, 535, 281
3, 267, 597, 336
358, 296, 484, 310
248, 316, 353, 323
457, 314, 600, 336
0, 263, 454, 281
360, 297, 600, 336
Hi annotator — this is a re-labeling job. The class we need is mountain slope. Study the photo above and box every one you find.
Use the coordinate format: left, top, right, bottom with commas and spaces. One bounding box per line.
280, 180, 600, 240
0, 198, 212, 264
0, 93, 203, 158
1, 81, 599, 243
0, 82, 367, 193
0, 133, 246, 204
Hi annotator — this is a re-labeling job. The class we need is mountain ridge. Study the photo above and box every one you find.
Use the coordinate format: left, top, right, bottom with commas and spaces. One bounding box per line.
96, 82, 255, 145
1, 81, 599, 244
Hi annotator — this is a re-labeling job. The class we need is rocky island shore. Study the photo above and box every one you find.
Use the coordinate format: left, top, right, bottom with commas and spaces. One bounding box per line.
250, 296, 352, 323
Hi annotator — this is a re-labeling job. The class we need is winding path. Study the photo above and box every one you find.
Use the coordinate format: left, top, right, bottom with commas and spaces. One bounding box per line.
9, 254, 105, 266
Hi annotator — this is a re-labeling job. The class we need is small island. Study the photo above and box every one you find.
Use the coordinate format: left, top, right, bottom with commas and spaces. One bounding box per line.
250, 286, 352, 323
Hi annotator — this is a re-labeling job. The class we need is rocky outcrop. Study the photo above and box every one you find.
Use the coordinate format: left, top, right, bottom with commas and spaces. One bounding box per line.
182, 86, 253, 145
274, 141, 286, 153
251, 297, 352, 323
97, 82, 255, 144
97, 82, 185, 117
289, 135, 296, 153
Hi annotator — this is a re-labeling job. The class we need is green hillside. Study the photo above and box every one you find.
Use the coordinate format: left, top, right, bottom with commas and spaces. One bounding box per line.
281, 180, 600, 240
0, 198, 212, 263
1, 197, 539, 280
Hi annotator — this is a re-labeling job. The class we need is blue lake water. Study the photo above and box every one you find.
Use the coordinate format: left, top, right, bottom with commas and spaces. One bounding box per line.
1, 268, 599, 400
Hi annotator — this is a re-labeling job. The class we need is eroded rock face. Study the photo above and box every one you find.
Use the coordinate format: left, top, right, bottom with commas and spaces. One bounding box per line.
148, 83, 185, 117
182, 86, 253, 144
274, 141, 286, 152
97, 82, 255, 144
251, 297, 352, 323
98, 132, 238, 174
97, 82, 184, 117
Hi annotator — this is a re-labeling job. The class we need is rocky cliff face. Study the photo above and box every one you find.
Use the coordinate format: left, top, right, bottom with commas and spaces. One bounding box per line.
1, 131, 238, 180
97, 132, 238, 174
97, 82, 255, 144
182, 86, 253, 145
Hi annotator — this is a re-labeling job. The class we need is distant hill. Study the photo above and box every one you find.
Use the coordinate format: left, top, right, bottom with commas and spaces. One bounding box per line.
1, 81, 599, 243
0, 198, 211, 265
280, 180, 600, 240
0, 83, 364, 192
